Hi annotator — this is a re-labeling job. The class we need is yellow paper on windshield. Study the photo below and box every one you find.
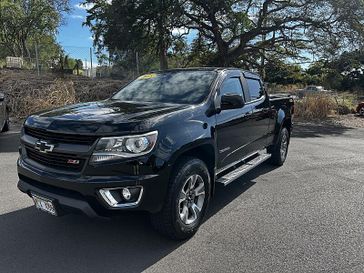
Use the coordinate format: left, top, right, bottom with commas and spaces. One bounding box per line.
138, 73, 157, 80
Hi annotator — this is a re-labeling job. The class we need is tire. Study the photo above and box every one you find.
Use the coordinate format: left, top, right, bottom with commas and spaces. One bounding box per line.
360, 107, 364, 116
269, 127, 290, 166
150, 157, 211, 240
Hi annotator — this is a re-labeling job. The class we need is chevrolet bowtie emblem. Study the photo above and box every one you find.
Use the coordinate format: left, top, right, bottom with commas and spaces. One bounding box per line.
35, 140, 55, 154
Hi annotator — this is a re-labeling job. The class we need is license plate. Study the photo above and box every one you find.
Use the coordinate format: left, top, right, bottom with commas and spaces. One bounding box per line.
31, 193, 57, 216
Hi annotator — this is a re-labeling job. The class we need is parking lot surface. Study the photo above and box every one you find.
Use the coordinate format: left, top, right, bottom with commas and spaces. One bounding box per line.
0, 123, 363, 273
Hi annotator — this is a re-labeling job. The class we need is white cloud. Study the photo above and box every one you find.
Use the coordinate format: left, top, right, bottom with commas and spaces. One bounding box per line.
74, 3, 94, 10
74, 1, 112, 10
172, 27, 189, 36
71, 14, 84, 20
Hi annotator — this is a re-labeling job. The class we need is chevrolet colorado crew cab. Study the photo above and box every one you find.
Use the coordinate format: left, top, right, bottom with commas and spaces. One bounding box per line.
17, 68, 294, 240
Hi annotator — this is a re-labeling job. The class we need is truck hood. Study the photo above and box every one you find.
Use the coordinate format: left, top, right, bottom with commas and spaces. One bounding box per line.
25, 100, 191, 134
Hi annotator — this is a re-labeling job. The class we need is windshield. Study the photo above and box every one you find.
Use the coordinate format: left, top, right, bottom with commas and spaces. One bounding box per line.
112, 71, 217, 104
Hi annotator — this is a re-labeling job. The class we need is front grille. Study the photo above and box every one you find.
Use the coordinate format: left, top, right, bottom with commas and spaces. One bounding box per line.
24, 127, 98, 145
26, 147, 85, 171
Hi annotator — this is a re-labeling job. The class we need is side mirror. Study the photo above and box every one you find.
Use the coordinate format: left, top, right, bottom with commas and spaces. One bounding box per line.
221, 94, 245, 110
0, 93, 5, 102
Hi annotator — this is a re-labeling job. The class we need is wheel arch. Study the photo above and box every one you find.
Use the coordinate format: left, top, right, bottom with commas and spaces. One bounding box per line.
169, 141, 216, 196
272, 108, 292, 146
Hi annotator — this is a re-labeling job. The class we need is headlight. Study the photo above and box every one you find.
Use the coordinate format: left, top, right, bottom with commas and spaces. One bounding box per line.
90, 131, 158, 163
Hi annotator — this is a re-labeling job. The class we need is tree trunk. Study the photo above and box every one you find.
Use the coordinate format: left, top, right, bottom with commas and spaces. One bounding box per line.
211, 48, 231, 67
157, 0, 168, 70
157, 25, 168, 70
8, 43, 17, 57
18, 44, 24, 57
22, 38, 31, 59
159, 43, 168, 70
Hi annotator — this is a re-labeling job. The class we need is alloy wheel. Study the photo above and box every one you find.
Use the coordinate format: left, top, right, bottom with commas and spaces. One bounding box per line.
280, 130, 289, 160
178, 174, 206, 225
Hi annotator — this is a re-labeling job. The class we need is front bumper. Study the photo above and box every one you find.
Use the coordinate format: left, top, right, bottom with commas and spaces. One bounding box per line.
17, 158, 170, 217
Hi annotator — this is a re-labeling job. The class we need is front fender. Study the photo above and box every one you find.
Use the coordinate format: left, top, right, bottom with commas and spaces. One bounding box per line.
167, 137, 216, 168
155, 118, 215, 166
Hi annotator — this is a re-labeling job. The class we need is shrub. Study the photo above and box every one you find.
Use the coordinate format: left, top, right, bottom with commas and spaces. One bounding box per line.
8, 79, 77, 119
333, 95, 357, 115
337, 105, 351, 115
1, 70, 127, 119
295, 94, 336, 120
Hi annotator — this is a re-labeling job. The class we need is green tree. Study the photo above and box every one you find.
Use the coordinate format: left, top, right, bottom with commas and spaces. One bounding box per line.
84, 0, 364, 70
0, 0, 69, 58
265, 59, 305, 85
306, 50, 364, 91
330, 51, 364, 90
180, 0, 364, 67
26, 35, 63, 68
84, 0, 179, 70
74, 59, 83, 75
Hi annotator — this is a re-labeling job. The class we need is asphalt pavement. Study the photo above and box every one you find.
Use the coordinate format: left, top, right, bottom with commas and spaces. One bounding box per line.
0, 122, 363, 273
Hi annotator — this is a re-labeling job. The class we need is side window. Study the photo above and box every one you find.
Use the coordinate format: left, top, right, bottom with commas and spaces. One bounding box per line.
247, 78, 264, 100
220, 78, 244, 97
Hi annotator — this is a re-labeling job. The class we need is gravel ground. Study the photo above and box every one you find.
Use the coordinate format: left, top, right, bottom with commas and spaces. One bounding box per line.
296, 114, 364, 129
329, 114, 364, 128
0, 124, 363, 273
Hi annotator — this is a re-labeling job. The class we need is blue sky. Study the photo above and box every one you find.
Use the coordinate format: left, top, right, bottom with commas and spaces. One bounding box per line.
57, 0, 96, 66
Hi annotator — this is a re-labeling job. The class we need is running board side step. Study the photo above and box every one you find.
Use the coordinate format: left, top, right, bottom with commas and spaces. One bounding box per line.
216, 152, 271, 186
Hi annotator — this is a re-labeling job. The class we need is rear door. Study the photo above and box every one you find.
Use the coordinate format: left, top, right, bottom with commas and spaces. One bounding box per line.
216, 72, 253, 170
242, 75, 271, 152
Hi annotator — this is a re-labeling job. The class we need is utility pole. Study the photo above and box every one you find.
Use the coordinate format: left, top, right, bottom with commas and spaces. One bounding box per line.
136, 51, 140, 76
90, 47, 93, 79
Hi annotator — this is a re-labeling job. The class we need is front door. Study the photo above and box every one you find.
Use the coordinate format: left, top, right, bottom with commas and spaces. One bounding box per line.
216, 75, 253, 170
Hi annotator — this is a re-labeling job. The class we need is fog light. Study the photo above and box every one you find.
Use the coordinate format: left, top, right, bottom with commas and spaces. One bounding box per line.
122, 188, 131, 200
99, 186, 143, 208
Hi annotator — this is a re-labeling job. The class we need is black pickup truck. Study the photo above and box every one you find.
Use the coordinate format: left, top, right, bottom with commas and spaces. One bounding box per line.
17, 68, 294, 240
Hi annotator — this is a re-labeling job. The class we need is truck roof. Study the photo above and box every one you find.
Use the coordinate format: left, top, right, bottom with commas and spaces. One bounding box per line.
153, 67, 261, 79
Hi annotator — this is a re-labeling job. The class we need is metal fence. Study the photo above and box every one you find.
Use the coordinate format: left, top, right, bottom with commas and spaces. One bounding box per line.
0, 44, 140, 80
